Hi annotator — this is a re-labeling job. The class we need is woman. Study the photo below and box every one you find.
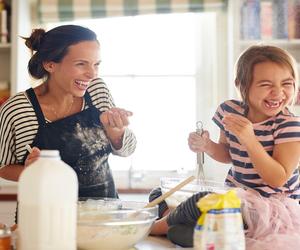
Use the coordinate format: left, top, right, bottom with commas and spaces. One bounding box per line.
0, 25, 136, 198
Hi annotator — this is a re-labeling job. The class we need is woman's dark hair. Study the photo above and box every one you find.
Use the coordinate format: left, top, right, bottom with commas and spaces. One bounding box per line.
23, 25, 98, 79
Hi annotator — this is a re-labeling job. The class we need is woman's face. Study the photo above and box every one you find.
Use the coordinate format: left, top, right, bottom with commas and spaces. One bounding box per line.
46, 40, 101, 97
247, 61, 295, 123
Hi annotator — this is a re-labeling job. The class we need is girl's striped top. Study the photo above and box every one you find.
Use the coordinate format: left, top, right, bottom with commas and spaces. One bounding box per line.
0, 78, 136, 168
212, 100, 300, 200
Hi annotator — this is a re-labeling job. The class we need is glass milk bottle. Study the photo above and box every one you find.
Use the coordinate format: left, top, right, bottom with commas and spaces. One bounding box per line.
18, 150, 78, 250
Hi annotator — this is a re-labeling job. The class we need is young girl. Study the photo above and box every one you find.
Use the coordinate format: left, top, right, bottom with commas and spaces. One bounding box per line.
150, 45, 300, 249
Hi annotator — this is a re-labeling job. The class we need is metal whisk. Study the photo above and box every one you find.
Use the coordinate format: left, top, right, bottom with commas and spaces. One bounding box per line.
196, 121, 205, 183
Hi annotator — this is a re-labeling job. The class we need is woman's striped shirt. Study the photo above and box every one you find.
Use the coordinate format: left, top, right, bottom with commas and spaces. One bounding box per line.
0, 78, 136, 168
212, 100, 300, 199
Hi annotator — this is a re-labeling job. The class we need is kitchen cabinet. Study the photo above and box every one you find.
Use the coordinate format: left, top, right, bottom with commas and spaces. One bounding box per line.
0, 0, 30, 186
0, 201, 16, 225
0, 186, 17, 225
0, 0, 31, 98
228, 0, 300, 114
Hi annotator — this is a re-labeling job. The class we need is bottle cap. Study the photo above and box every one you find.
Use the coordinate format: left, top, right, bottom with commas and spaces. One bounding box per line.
0, 81, 8, 91
0, 224, 11, 238
40, 150, 60, 158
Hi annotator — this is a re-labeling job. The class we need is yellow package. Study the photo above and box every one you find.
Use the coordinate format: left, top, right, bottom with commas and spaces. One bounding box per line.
193, 189, 245, 250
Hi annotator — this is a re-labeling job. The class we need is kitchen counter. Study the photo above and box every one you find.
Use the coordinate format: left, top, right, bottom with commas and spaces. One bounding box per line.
1, 186, 194, 249
136, 236, 193, 249
0, 185, 17, 201
0, 185, 151, 201
10, 234, 192, 250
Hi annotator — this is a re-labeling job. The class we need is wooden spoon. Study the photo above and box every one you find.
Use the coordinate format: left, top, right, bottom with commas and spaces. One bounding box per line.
144, 175, 196, 208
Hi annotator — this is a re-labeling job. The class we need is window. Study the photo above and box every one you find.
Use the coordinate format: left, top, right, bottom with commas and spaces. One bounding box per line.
48, 12, 226, 188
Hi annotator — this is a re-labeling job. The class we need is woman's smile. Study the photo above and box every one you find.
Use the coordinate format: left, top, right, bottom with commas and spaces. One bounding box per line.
74, 80, 89, 91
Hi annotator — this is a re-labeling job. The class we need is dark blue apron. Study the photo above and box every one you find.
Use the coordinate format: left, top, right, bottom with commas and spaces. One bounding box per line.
23, 88, 118, 198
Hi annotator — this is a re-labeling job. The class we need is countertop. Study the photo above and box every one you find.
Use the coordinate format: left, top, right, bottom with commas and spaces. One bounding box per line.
136, 236, 193, 249
11, 235, 191, 249
0, 186, 194, 249
0, 185, 151, 201
0, 185, 17, 200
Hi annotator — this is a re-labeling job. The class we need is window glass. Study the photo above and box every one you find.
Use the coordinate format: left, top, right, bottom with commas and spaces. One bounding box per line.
48, 13, 206, 172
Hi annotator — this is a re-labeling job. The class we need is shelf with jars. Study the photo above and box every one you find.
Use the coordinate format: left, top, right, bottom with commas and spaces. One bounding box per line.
0, 0, 30, 107
228, 0, 300, 114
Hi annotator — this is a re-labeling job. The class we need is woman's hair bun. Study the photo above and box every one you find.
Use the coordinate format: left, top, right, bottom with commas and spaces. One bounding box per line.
24, 28, 46, 51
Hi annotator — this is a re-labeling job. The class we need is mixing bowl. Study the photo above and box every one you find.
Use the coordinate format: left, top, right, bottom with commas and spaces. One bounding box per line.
160, 177, 228, 208
77, 198, 158, 250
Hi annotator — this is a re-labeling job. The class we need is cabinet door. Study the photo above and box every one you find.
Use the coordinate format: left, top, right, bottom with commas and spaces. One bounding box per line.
0, 0, 31, 99
10, 0, 31, 94
0, 201, 16, 226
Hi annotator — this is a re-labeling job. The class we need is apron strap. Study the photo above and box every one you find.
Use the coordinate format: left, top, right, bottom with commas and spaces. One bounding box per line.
26, 87, 96, 125
83, 88, 104, 117
83, 90, 94, 108
26, 88, 47, 126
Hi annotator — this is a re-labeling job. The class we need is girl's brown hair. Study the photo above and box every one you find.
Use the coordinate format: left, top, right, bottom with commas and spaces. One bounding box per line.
234, 45, 299, 105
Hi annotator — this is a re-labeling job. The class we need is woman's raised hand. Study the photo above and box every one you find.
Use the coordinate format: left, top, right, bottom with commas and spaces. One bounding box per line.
100, 107, 133, 131
100, 108, 133, 149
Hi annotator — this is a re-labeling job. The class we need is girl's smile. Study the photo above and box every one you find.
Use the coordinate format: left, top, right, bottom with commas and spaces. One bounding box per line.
247, 61, 295, 123
263, 98, 285, 110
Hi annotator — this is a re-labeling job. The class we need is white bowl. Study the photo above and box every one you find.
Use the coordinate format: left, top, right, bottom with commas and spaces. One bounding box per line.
160, 177, 228, 208
77, 199, 158, 250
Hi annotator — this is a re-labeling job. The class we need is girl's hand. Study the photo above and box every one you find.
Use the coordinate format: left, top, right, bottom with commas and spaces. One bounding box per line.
188, 130, 210, 153
223, 113, 256, 146
100, 107, 133, 132
24, 147, 41, 168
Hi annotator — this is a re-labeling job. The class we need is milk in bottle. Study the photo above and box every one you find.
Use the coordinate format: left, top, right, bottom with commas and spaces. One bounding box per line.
18, 150, 78, 250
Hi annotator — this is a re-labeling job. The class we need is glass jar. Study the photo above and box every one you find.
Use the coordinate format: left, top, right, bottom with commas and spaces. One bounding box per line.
0, 224, 11, 250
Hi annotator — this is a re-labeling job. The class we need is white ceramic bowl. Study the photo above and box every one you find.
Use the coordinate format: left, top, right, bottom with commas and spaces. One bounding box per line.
160, 177, 228, 208
77, 199, 158, 250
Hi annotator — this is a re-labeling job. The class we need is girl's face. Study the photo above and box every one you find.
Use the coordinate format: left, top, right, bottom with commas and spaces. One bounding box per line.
247, 61, 295, 123
46, 40, 101, 97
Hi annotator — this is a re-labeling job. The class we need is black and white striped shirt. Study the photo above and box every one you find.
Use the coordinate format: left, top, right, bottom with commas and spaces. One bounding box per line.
0, 78, 136, 167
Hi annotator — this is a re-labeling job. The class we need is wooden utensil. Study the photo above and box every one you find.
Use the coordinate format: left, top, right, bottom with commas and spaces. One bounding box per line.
144, 175, 196, 208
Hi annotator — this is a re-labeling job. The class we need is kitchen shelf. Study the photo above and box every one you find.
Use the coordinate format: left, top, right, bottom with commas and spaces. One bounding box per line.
0, 0, 31, 97
228, 0, 300, 107
239, 39, 300, 47
0, 43, 11, 49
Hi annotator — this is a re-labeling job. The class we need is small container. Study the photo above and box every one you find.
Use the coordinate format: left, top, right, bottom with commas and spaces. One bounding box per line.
0, 225, 11, 250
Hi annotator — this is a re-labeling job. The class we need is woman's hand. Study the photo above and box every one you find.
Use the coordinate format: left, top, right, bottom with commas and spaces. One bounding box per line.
100, 108, 133, 149
222, 113, 256, 146
100, 107, 133, 130
24, 147, 41, 168
188, 130, 210, 153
